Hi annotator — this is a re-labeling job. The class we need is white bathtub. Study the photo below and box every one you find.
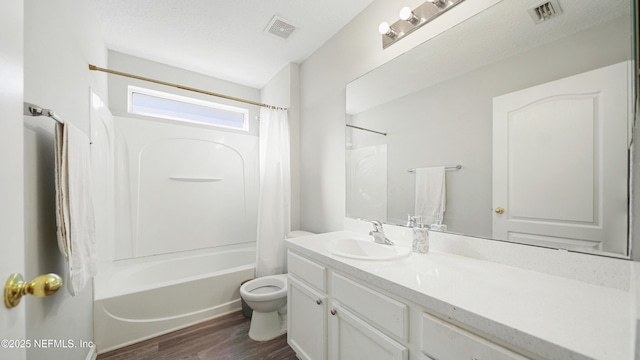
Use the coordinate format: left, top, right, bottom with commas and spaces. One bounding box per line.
94, 245, 255, 353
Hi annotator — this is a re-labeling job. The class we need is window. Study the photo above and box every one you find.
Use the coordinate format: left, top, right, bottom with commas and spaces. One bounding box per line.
128, 86, 249, 131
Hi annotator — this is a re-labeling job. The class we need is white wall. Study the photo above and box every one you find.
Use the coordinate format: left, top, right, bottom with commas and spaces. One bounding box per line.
299, 0, 501, 232
23, 0, 108, 359
261, 63, 302, 230
0, 2, 25, 360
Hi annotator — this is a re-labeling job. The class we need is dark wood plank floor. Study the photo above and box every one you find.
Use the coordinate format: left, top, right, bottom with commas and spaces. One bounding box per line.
96, 311, 298, 360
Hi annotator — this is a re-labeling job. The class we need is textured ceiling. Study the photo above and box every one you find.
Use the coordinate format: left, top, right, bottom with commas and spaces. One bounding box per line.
93, 0, 375, 88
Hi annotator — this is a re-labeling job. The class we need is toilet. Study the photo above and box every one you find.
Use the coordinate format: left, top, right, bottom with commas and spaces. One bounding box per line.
240, 230, 314, 341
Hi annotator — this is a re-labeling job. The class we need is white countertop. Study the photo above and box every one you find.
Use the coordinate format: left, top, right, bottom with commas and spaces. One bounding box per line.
285, 230, 634, 360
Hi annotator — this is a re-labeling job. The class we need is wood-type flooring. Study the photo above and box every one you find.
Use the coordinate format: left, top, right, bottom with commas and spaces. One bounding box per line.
96, 311, 298, 360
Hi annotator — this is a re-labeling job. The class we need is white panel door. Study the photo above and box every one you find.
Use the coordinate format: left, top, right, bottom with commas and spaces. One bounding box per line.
0, 1, 25, 359
493, 62, 630, 254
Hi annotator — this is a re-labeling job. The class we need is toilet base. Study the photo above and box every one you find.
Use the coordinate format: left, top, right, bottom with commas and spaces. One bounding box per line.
248, 310, 286, 341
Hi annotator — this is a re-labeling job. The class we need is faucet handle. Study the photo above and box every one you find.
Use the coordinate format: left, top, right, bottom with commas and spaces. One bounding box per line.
406, 214, 416, 227
370, 220, 383, 232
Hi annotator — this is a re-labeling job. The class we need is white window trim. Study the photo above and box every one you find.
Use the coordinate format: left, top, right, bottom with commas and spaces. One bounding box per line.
127, 85, 250, 131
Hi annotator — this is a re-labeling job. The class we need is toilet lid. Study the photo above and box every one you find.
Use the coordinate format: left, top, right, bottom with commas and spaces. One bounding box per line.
249, 285, 280, 294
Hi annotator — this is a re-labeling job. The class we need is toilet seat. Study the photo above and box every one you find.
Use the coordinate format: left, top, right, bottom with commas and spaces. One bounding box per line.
240, 274, 287, 302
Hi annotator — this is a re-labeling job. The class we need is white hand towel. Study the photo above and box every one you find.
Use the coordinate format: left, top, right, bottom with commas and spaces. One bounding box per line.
54, 122, 97, 296
414, 167, 446, 225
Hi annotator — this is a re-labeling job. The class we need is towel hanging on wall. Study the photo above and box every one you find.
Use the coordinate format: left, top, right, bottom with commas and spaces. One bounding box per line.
414, 167, 446, 225
54, 121, 97, 296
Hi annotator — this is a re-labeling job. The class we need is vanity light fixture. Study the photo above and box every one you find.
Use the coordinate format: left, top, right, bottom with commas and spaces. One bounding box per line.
379, 0, 465, 49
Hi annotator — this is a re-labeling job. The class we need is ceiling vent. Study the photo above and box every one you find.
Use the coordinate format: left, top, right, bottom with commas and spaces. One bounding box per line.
265, 16, 297, 40
527, 0, 563, 24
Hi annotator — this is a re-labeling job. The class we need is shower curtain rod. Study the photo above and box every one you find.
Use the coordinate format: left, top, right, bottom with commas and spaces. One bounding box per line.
88, 64, 288, 111
345, 124, 387, 136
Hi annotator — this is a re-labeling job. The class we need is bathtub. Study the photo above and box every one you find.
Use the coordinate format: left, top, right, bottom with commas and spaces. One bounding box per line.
93, 244, 256, 353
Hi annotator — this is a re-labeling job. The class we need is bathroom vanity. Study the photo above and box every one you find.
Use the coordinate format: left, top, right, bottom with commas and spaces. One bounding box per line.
285, 227, 635, 360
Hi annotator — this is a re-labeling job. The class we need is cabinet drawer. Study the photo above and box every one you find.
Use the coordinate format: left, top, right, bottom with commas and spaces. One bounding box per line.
332, 273, 408, 341
421, 312, 529, 360
288, 251, 327, 291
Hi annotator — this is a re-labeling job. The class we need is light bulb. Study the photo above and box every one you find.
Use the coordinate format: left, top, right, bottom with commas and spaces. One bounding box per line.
378, 22, 390, 35
378, 21, 398, 39
399, 6, 421, 25
399, 7, 413, 21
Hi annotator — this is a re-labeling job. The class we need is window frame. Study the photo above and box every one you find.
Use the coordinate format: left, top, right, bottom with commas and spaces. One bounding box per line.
127, 85, 250, 131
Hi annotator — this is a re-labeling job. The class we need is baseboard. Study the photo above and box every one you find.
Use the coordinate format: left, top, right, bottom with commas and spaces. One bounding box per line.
85, 345, 97, 360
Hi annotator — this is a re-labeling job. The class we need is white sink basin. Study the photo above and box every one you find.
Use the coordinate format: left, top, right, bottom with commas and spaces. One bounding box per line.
325, 238, 411, 261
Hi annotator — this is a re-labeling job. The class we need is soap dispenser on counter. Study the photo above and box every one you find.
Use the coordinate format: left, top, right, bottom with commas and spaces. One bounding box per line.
430, 213, 447, 232
411, 216, 429, 253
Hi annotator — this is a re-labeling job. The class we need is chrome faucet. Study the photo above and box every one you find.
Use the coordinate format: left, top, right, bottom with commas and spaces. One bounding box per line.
369, 220, 394, 246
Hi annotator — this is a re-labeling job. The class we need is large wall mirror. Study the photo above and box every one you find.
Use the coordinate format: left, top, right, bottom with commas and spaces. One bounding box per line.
346, 0, 636, 257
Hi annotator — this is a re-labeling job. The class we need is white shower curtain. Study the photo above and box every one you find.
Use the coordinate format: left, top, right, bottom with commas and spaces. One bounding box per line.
256, 107, 291, 277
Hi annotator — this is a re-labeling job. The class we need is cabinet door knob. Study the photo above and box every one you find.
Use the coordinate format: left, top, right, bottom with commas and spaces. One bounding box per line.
330, 309, 337, 316
316, 299, 322, 305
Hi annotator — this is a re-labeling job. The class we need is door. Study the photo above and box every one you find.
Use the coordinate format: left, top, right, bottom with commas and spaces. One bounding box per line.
0, 2, 26, 359
492, 61, 630, 254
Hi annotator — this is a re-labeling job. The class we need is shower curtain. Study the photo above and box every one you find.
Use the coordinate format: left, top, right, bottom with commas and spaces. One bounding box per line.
256, 107, 291, 277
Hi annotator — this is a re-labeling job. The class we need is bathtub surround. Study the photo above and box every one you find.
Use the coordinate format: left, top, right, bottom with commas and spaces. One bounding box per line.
110, 116, 259, 259
257, 108, 292, 277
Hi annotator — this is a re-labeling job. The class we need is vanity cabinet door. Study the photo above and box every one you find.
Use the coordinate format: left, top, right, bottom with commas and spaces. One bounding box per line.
421, 313, 529, 360
329, 303, 408, 360
288, 275, 327, 360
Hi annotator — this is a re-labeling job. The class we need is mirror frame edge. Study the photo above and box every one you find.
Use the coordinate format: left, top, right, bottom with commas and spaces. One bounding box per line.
631, 0, 639, 261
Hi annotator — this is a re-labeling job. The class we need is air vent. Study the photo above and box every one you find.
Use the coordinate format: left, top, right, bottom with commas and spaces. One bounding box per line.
528, 0, 563, 24
265, 16, 297, 40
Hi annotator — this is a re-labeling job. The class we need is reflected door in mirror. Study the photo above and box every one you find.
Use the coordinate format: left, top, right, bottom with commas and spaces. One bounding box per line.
492, 62, 630, 254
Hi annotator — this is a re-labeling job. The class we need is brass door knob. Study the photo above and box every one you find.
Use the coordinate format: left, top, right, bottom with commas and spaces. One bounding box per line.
495, 207, 505, 214
4, 273, 63, 308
